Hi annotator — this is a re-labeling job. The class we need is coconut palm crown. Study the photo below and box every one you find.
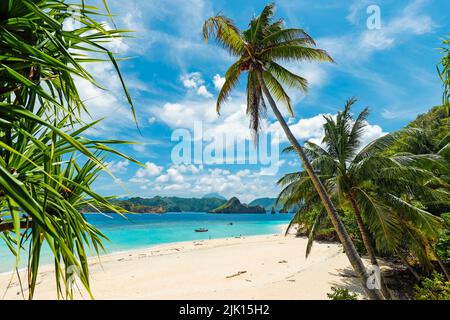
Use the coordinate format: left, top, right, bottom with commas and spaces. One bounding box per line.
203, 3, 333, 135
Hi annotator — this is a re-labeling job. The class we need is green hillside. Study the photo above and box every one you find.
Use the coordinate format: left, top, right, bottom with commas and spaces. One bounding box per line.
80, 196, 227, 213
209, 197, 266, 213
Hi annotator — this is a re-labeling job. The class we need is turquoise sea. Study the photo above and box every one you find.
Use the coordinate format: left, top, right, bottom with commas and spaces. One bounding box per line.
0, 212, 293, 273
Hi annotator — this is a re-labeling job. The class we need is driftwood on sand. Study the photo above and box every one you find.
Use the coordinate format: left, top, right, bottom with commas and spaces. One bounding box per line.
226, 271, 247, 278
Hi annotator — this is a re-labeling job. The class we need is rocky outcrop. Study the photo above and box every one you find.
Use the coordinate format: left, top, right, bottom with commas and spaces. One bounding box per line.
209, 197, 266, 214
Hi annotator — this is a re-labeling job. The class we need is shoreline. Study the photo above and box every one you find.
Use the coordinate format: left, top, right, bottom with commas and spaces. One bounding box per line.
0, 223, 290, 277
0, 229, 370, 300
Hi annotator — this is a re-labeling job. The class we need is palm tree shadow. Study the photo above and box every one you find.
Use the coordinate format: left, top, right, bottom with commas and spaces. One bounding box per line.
328, 266, 366, 297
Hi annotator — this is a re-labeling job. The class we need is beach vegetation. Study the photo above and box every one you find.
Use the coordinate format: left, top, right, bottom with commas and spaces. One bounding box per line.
327, 286, 358, 300
437, 37, 450, 115
0, 0, 137, 299
278, 100, 450, 295
414, 271, 450, 300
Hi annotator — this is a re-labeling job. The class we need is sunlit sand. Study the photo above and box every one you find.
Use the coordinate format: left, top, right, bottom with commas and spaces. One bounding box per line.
0, 232, 369, 300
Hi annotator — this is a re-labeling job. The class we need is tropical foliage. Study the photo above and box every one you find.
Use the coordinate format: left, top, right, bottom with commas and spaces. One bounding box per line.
414, 271, 450, 300
0, 0, 137, 299
327, 286, 358, 300
437, 37, 450, 115
279, 100, 445, 256
79, 196, 230, 213
278, 100, 450, 295
435, 213, 450, 261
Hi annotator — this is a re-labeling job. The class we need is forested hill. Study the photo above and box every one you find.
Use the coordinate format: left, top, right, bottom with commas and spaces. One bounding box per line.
408, 105, 449, 133
80, 196, 227, 213
209, 197, 266, 213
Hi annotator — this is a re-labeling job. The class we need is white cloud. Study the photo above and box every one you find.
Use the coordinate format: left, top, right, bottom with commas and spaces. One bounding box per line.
322, 0, 434, 62
100, 0, 237, 71
173, 164, 204, 174
154, 101, 217, 127
178, 167, 275, 202
131, 162, 163, 183
381, 108, 418, 121
106, 159, 130, 173
268, 113, 329, 142
197, 85, 213, 98
128, 162, 279, 202
153, 97, 254, 146
180, 72, 213, 98
181, 72, 202, 89
213, 74, 225, 90
132, 144, 147, 153
346, 1, 371, 25
157, 168, 185, 184
154, 91, 386, 175
360, 31, 395, 50
298, 63, 329, 89
269, 113, 386, 150
74, 56, 150, 139
129, 111, 386, 202
359, 122, 386, 148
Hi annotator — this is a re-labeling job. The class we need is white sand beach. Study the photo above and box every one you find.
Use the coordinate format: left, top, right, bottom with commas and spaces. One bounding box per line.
0, 233, 370, 300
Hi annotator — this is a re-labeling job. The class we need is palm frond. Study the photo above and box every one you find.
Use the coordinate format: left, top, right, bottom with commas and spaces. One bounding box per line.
0, 0, 138, 299
262, 28, 316, 47
216, 60, 242, 114
266, 61, 308, 94
265, 45, 334, 64
246, 70, 266, 138
262, 70, 292, 115
202, 15, 245, 56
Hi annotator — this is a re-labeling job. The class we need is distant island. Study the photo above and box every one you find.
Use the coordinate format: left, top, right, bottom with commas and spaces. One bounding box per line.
249, 197, 282, 212
78, 195, 289, 214
249, 198, 300, 213
209, 197, 266, 214
80, 195, 227, 213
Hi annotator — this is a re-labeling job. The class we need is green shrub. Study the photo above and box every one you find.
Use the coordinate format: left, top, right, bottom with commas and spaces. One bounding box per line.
327, 286, 358, 300
414, 272, 450, 300
435, 213, 450, 261
435, 232, 450, 261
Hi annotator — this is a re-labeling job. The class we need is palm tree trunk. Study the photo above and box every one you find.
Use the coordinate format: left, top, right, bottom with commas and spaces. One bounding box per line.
256, 70, 384, 300
348, 195, 391, 299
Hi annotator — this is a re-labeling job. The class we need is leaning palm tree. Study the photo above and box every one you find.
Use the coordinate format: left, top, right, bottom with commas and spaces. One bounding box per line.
203, 3, 384, 299
0, 0, 138, 299
278, 99, 447, 291
437, 36, 450, 115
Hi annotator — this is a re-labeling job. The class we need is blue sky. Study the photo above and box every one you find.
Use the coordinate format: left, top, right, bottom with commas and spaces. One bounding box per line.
81, 0, 449, 202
